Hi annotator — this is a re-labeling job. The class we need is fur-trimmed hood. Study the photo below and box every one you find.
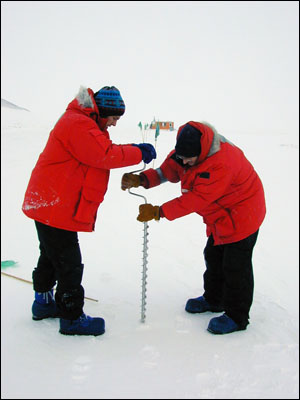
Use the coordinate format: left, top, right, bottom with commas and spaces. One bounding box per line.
76, 86, 96, 109
67, 86, 98, 115
66, 86, 109, 130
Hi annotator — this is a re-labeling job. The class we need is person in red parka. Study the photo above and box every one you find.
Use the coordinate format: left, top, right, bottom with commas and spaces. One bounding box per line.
22, 85, 156, 336
121, 121, 266, 334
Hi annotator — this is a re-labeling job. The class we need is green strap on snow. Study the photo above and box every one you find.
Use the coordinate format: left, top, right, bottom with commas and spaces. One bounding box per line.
1, 260, 18, 269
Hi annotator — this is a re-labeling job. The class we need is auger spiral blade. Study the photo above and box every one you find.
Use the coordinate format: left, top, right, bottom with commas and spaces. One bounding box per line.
140, 221, 149, 323
127, 163, 150, 323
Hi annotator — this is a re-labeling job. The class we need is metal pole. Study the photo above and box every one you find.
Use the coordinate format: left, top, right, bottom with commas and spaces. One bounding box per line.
127, 163, 149, 323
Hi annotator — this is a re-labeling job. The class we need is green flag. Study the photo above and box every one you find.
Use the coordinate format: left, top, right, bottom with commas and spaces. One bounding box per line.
155, 123, 160, 139
138, 121, 142, 130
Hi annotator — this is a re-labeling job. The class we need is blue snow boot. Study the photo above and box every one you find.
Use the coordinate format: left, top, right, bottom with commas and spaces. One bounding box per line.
207, 313, 247, 334
185, 296, 224, 314
59, 313, 105, 336
32, 289, 60, 320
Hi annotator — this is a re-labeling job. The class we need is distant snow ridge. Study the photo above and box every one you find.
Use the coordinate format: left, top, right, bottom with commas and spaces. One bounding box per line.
1, 98, 30, 112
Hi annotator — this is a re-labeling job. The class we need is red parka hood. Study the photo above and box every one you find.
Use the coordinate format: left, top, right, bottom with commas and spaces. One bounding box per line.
66, 87, 109, 131
177, 121, 215, 162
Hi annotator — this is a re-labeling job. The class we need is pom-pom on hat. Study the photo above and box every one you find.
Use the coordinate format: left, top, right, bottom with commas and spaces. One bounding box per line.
175, 124, 202, 157
94, 86, 125, 117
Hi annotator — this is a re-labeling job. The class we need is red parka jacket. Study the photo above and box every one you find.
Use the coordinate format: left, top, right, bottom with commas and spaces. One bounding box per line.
141, 121, 266, 245
22, 87, 142, 232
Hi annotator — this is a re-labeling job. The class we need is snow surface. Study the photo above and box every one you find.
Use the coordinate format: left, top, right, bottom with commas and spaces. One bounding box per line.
1, 107, 299, 399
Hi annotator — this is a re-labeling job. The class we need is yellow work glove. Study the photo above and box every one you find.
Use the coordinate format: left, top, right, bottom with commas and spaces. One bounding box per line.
137, 204, 160, 222
121, 173, 141, 191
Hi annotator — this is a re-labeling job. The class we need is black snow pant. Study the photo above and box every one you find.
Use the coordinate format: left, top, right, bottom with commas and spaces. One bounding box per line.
32, 221, 84, 320
203, 230, 259, 328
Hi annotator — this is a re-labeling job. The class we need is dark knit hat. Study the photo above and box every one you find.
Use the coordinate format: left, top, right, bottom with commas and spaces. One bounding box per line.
175, 124, 202, 157
94, 86, 125, 117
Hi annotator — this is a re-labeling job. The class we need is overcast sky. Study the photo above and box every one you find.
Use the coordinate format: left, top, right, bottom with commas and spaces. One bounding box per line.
1, 1, 299, 134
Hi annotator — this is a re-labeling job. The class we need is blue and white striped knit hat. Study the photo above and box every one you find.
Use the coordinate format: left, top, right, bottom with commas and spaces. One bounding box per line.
94, 86, 125, 117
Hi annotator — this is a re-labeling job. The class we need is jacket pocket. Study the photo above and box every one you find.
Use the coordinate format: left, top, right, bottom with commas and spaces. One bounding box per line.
204, 208, 235, 239
73, 168, 109, 224
73, 193, 103, 224
215, 213, 235, 238
73, 186, 105, 224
